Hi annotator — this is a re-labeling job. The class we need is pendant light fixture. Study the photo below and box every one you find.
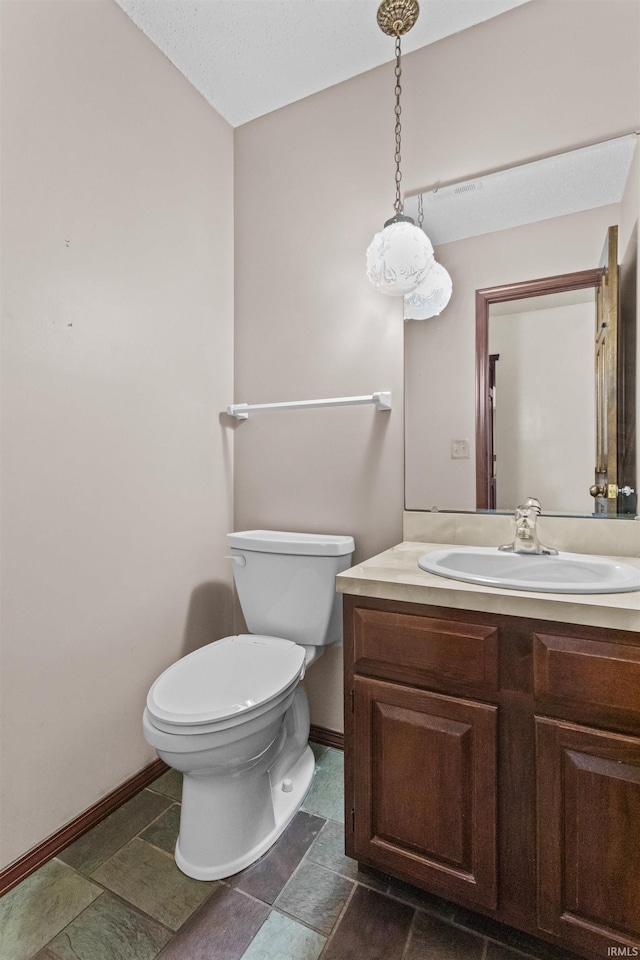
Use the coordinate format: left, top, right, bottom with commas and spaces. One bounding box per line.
366, 0, 434, 297
404, 193, 453, 319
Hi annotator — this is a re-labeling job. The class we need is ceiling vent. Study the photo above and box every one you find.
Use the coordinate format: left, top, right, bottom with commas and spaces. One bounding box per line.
453, 182, 479, 195
427, 181, 483, 202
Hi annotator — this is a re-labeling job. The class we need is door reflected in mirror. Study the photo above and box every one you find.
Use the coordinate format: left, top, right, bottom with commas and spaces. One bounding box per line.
488, 288, 596, 515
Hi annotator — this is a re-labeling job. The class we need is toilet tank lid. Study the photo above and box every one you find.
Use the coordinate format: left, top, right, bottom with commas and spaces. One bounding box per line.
227, 530, 354, 557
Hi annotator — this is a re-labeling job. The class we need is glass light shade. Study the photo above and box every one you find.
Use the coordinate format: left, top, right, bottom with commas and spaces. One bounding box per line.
366, 220, 434, 296
404, 260, 453, 319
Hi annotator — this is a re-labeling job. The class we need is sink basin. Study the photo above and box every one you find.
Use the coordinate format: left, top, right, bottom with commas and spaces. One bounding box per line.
417, 546, 640, 594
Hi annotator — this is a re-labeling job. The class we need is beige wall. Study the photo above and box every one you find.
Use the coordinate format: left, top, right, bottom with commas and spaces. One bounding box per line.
0, 0, 234, 869
234, 0, 640, 732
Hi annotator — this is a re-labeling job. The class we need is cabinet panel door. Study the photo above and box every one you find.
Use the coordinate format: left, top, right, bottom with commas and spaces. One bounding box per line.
353, 677, 497, 909
536, 717, 640, 954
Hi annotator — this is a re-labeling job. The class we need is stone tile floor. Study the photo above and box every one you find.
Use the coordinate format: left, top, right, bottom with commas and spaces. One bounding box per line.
0, 744, 581, 960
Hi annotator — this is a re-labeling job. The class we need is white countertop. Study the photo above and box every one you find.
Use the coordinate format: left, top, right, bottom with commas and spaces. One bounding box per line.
336, 541, 640, 632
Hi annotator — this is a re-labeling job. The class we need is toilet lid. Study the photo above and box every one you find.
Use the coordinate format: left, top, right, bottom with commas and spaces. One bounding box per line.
146, 635, 306, 726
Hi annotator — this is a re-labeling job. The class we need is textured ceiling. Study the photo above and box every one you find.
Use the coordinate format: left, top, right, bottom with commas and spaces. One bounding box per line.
403, 135, 638, 246
115, 0, 530, 127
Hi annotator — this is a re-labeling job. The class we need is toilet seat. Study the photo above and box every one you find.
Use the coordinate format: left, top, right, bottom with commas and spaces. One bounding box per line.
146, 635, 306, 732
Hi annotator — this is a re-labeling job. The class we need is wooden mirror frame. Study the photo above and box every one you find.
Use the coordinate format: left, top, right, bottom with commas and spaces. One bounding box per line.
475, 268, 603, 510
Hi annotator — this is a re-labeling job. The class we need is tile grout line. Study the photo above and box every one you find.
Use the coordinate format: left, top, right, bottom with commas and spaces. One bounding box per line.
100, 887, 181, 937
42, 861, 189, 945
233, 900, 274, 960
25, 886, 107, 960
316, 880, 359, 959
85, 836, 228, 938
145, 783, 182, 801
376, 887, 549, 960
484, 934, 545, 960
139, 799, 181, 830
221, 819, 359, 943
269, 823, 339, 935
299, 805, 353, 875
55, 792, 177, 881
399, 909, 419, 960
381, 890, 510, 952
38, 830, 222, 956
268, 904, 329, 947
30, 885, 177, 960
270, 901, 332, 939
216, 870, 328, 933
304, 854, 388, 892
418, 909, 533, 955
303, 848, 391, 896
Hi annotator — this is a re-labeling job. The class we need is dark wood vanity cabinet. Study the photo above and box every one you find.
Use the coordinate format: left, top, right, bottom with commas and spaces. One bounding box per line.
352, 676, 498, 910
343, 595, 640, 960
536, 718, 640, 956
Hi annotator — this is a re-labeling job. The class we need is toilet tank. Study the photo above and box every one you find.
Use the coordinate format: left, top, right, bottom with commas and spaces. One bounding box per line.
226, 531, 354, 648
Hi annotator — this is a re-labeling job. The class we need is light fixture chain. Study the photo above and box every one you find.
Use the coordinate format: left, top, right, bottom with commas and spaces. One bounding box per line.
394, 34, 403, 214
417, 192, 424, 228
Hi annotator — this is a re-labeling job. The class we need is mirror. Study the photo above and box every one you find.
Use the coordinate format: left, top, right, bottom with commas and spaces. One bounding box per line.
404, 135, 638, 518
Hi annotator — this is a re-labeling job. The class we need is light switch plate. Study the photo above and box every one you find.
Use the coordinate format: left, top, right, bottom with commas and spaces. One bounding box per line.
451, 439, 470, 460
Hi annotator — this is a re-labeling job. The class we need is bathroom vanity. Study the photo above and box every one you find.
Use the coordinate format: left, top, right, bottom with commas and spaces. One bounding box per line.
338, 532, 640, 960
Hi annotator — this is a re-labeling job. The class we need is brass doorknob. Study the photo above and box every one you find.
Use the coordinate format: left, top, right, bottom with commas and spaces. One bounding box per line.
589, 484, 607, 498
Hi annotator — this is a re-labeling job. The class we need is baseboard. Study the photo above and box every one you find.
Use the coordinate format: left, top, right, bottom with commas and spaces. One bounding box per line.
0, 757, 168, 898
310, 724, 344, 750
1, 728, 342, 898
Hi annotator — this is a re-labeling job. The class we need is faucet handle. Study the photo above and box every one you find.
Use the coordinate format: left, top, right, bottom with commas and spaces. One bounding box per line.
517, 497, 542, 515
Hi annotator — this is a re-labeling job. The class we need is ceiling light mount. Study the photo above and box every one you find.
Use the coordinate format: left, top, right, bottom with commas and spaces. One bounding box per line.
376, 0, 420, 38
368, 0, 451, 314
367, 0, 432, 298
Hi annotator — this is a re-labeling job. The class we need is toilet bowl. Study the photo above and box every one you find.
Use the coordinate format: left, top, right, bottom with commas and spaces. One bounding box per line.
143, 530, 354, 881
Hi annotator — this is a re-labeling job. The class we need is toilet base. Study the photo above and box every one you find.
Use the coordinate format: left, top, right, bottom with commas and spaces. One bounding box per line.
174, 744, 315, 881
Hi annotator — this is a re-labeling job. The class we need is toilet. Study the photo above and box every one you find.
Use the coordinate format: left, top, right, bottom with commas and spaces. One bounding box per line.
142, 529, 354, 881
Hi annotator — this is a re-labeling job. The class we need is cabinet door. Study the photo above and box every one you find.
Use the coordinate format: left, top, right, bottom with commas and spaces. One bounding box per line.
536, 717, 640, 954
353, 676, 498, 909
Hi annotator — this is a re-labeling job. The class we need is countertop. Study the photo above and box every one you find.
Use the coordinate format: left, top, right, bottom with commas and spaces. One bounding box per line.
336, 541, 640, 632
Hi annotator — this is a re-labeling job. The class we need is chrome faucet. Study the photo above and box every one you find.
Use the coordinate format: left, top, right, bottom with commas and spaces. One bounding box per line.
499, 498, 558, 555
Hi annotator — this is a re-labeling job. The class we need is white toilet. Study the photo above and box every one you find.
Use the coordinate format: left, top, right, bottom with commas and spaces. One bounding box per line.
142, 529, 354, 881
